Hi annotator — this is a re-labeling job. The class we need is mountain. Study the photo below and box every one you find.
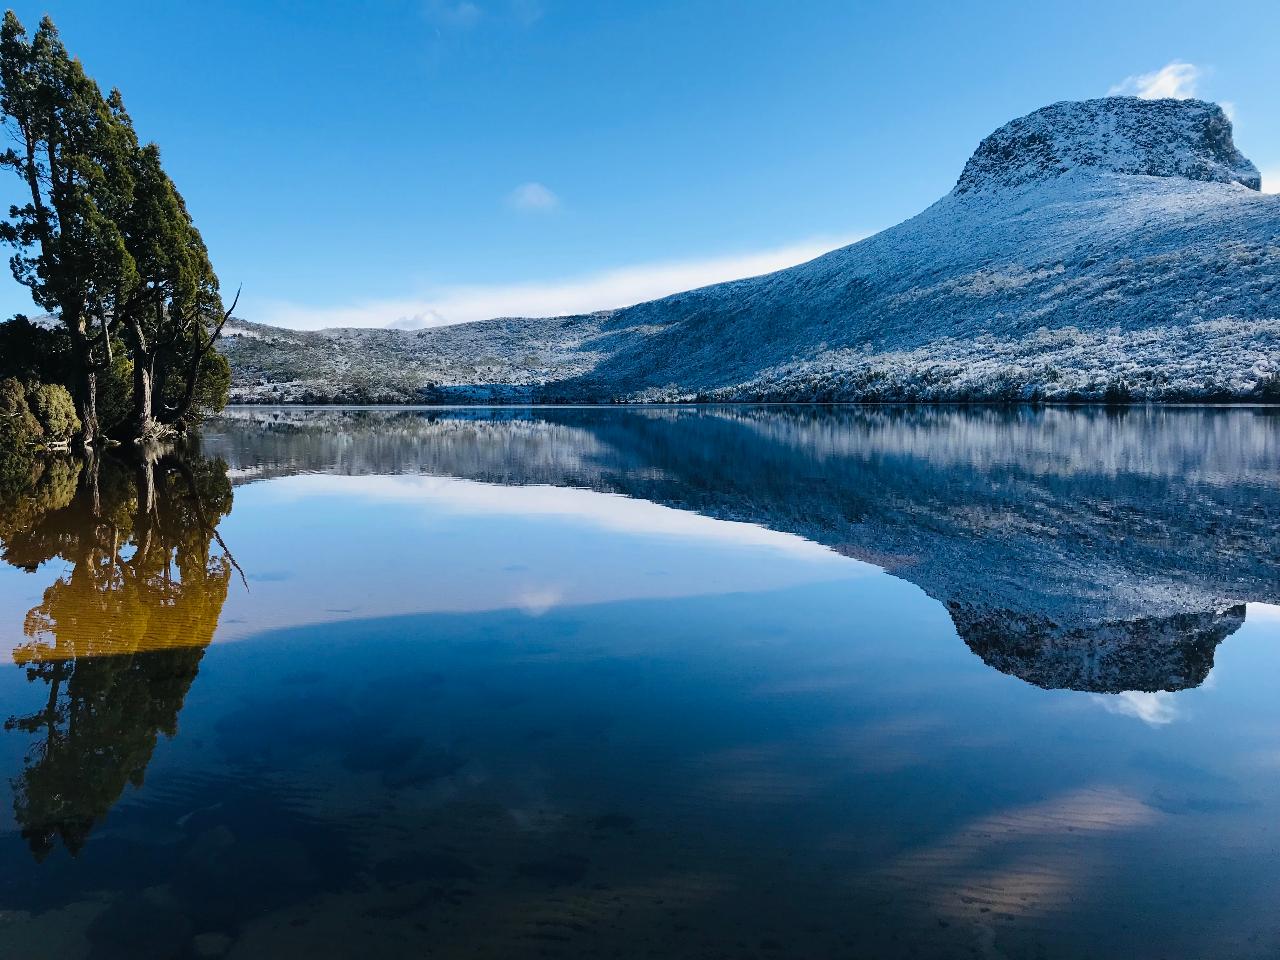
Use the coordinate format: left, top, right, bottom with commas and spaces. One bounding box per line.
223, 97, 1280, 404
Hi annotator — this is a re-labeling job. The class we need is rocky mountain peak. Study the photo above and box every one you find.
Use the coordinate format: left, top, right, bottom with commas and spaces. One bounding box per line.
953, 96, 1261, 195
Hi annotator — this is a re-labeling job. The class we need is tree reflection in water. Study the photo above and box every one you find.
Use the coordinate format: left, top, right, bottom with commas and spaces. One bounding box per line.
0, 447, 235, 860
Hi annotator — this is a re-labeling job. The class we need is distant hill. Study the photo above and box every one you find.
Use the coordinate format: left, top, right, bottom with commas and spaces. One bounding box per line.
223, 97, 1280, 404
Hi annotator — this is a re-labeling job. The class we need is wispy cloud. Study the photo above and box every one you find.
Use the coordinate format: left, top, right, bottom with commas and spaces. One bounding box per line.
508, 181, 559, 211
423, 0, 544, 31
423, 0, 484, 29
1108, 61, 1201, 100
510, 0, 543, 25
284, 474, 858, 563
253, 235, 859, 330
1092, 691, 1180, 726
197, 473, 865, 647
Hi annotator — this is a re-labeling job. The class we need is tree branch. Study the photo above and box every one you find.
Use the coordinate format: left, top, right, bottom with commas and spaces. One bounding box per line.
161, 284, 240, 424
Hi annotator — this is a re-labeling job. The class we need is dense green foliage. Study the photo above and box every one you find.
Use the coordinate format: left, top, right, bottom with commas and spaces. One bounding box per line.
0, 374, 40, 438
0, 374, 77, 495
0, 11, 233, 443
0, 375, 79, 443
28, 380, 79, 439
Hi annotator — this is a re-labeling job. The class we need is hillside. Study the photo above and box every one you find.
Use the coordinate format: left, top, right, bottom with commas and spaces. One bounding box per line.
223, 97, 1280, 404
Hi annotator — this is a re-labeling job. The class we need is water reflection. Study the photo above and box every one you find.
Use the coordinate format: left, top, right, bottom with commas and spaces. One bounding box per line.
952, 604, 1248, 693
0, 407, 1275, 958
0, 448, 234, 859
207, 405, 1280, 694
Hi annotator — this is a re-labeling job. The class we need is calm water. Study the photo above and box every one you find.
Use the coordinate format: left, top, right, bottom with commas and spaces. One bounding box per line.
0, 405, 1278, 959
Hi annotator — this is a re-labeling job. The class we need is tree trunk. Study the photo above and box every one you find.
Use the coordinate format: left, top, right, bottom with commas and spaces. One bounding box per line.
84, 446, 101, 517
166, 289, 238, 427
166, 340, 207, 428
129, 349, 156, 441
68, 324, 99, 446
152, 362, 167, 421
121, 313, 166, 443
134, 449, 158, 561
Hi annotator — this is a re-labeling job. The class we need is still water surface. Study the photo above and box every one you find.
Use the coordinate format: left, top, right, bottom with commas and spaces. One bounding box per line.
0, 405, 1278, 959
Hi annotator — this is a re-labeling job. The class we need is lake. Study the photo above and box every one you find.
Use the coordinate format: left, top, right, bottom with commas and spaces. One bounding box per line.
0, 405, 1277, 959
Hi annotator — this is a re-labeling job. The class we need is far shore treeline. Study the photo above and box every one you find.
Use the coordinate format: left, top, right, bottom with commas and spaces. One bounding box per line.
0, 11, 232, 458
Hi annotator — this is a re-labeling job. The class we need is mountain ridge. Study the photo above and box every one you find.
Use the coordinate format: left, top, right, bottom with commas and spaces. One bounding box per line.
222, 96, 1280, 404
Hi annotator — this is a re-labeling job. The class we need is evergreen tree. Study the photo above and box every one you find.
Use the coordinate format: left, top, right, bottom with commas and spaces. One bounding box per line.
0, 13, 131, 443
104, 93, 235, 439
0, 11, 234, 443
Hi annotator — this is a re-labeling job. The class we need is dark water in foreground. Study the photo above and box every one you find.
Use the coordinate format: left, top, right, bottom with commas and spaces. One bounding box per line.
0, 405, 1278, 959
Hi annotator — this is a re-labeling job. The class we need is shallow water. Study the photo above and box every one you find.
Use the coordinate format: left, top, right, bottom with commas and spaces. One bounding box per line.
0, 405, 1278, 959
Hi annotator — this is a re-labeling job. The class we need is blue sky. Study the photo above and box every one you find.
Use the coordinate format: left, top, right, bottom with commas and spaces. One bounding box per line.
1, 0, 1277, 328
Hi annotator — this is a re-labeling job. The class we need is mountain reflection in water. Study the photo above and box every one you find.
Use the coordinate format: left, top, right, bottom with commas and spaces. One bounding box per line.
0, 405, 1276, 960
207, 405, 1280, 693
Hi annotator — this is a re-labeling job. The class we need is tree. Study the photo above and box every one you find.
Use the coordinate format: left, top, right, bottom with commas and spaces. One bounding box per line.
28, 380, 79, 440
0, 13, 132, 444
103, 94, 236, 439
0, 374, 41, 438
0, 375, 80, 453
0, 12, 235, 444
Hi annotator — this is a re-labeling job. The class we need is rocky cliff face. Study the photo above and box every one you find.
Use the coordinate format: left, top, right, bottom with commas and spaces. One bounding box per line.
221, 97, 1280, 404
953, 97, 1261, 195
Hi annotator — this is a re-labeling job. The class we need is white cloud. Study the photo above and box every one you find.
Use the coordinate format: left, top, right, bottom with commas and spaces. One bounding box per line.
508, 181, 559, 211
182, 473, 869, 649
1249, 601, 1280, 620
1092, 690, 1180, 726
253, 234, 859, 330
1259, 168, 1280, 195
270, 474, 865, 564
1108, 61, 1201, 100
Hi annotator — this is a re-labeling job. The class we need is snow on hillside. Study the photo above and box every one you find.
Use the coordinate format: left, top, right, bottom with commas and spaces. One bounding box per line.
954, 97, 1260, 195
222, 97, 1280, 404
223, 313, 606, 403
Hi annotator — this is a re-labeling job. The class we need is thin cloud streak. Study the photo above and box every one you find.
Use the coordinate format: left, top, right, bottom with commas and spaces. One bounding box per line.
1108, 61, 1201, 100
423, 0, 483, 29
254, 235, 860, 330
509, 181, 560, 211
273, 473, 864, 563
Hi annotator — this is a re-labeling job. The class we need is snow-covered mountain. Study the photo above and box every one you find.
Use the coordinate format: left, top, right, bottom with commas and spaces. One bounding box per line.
223, 97, 1280, 404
